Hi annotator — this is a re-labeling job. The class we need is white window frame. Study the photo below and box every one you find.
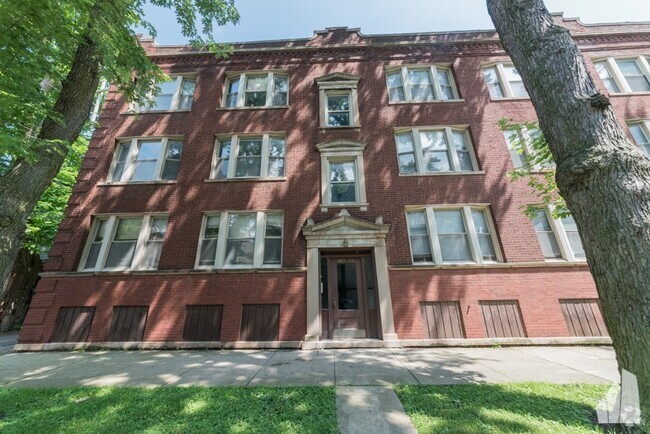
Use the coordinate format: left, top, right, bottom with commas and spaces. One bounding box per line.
532, 206, 585, 262
78, 214, 169, 271
210, 133, 286, 180
194, 211, 284, 270
627, 120, 650, 156
594, 56, 650, 94
385, 65, 459, 103
222, 71, 289, 108
394, 126, 478, 174
107, 137, 182, 183
482, 63, 529, 99
137, 75, 195, 112
315, 73, 361, 128
405, 205, 502, 265
316, 140, 368, 212
502, 125, 552, 170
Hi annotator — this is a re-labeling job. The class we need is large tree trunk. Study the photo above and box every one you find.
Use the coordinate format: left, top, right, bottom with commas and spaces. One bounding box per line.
487, 0, 650, 428
0, 35, 100, 296
0, 247, 42, 331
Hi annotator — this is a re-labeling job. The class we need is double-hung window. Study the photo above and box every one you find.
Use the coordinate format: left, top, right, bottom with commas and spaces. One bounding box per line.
196, 211, 283, 269
386, 65, 458, 102
138, 76, 195, 111
406, 206, 500, 265
595, 57, 650, 93
315, 73, 361, 128
628, 121, 650, 156
503, 126, 553, 170
211, 134, 285, 180
482, 63, 528, 98
316, 140, 368, 211
80, 214, 169, 271
223, 72, 288, 108
530, 207, 585, 261
395, 127, 477, 174
109, 138, 183, 182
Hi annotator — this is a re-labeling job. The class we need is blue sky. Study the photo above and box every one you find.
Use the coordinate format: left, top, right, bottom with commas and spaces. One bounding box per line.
139, 0, 650, 45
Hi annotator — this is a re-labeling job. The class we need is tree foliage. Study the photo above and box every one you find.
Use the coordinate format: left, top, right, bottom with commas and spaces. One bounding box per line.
499, 119, 568, 218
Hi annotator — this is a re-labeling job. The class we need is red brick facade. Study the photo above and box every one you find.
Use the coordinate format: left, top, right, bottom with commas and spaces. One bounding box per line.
19, 14, 650, 347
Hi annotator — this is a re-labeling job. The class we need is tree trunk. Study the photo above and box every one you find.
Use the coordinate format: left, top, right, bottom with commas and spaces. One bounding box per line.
487, 0, 650, 429
0, 35, 100, 297
0, 247, 42, 331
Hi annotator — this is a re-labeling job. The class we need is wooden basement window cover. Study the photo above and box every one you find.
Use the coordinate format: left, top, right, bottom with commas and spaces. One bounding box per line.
50, 307, 96, 342
560, 299, 608, 337
106, 306, 148, 341
420, 301, 465, 339
240, 304, 279, 341
479, 300, 527, 338
183, 305, 224, 341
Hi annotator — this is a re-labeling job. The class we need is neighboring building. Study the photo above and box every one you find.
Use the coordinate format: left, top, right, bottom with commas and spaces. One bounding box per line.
17, 14, 650, 350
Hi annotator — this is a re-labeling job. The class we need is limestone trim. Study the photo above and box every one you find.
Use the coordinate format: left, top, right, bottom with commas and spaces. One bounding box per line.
302, 211, 396, 343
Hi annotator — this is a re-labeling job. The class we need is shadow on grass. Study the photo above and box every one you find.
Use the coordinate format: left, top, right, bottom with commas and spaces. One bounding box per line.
0, 386, 338, 434
395, 383, 610, 434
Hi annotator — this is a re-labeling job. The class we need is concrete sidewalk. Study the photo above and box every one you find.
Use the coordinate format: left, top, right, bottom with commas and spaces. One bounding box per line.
0, 346, 617, 388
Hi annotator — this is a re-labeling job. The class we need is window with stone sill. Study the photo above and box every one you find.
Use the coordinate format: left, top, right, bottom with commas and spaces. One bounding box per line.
386, 65, 458, 103
316, 140, 368, 211
406, 206, 500, 265
108, 137, 182, 183
196, 211, 283, 269
211, 134, 285, 180
530, 207, 585, 262
395, 127, 478, 174
595, 57, 650, 94
315, 73, 361, 128
627, 120, 650, 156
80, 215, 168, 271
223, 72, 288, 108
136, 76, 195, 112
482, 63, 528, 98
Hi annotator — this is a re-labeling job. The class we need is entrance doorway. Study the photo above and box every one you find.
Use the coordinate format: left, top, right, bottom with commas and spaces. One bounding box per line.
320, 253, 380, 339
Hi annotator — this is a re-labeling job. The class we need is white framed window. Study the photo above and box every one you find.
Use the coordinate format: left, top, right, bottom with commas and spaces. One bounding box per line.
211, 134, 285, 180
530, 207, 585, 262
79, 214, 169, 271
138, 76, 195, 111
108, 137, 183, 183
315, 73, 361, 128
595, 56, 650, 93
395, 127, 478, 174
385, 65, 458, 103
482, 63, 528, 98
223, 71, 288, 108
316, 140, 368, 211
503, 126, 553, 170
628, 120, 650, 156
196, 211, 283, 269
406, 206, 501, 265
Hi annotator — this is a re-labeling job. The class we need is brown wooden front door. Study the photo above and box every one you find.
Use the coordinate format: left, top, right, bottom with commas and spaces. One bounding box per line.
320, 254, 379, 339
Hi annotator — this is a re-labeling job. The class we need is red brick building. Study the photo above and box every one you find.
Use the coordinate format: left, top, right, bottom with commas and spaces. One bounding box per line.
17, 14, 650, 350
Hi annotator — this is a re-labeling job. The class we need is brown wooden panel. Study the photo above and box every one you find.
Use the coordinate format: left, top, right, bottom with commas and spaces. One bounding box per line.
106, 306, 148, 341
240, 304, 279, 341
480, 300, 526, 338
50, 307, 95, 342
560, 299, 608, 337
183, 305, 223, 341
420, 301, 465, 339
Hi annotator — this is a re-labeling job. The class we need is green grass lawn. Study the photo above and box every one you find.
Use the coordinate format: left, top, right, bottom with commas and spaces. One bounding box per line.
395, 383, 610, 433
0, 387, 338, 434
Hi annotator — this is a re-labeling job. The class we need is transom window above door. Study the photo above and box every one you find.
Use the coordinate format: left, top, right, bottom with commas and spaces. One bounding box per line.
223, 71, 289, 108
211, 134, 285, 180
385, 65, 459, 103
395, 127, 478, 174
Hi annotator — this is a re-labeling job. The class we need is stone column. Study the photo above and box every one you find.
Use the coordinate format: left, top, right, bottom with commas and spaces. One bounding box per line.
304, 246, 320, 342
373, 244, 399, 346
